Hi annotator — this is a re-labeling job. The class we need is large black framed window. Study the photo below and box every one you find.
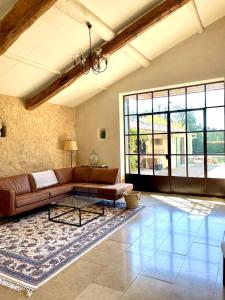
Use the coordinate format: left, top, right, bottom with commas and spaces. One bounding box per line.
124, 81, 225, 179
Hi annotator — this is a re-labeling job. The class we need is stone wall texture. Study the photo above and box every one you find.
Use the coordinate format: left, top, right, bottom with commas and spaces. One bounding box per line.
0, 94, 76, 177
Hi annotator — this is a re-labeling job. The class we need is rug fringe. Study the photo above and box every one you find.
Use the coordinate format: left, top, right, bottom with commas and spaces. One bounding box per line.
0, 277, 34, 297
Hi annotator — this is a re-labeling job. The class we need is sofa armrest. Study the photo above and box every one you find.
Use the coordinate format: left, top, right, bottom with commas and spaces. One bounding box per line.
0, 189, 16, 216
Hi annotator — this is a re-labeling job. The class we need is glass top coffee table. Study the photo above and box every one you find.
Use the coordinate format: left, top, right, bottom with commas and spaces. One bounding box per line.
48, 195, 105, 227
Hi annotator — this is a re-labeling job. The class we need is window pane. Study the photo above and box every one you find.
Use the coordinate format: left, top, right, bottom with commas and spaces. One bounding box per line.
126, 155, 138, 174
139, 115, 152, 134
207, 132, 225, 154
170, 112, 186, 132
138, 93, 152, 114
125, 136, 137, 154
139, 135, 152, 154
206, 107, 224, 130
124, 95, 137, 114
187, 110, 204, 131
140, 156, 153, 175
169, 88, 185, 111
188, 156, 204, 178
153, 91, 168, 112
188, 132, 204, 154
153, 114, 167, 133
207, 156, 225, 178
206, 82, 224, 107
187, 85, 205, 109
171, 133, 186, 154
125, 116, 137, 134
154, 156, 168, 176
171, 155, 186, 177
154, 134, 168, 154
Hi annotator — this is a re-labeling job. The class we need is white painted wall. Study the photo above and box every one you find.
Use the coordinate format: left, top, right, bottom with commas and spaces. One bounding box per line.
75, 17, 225, 175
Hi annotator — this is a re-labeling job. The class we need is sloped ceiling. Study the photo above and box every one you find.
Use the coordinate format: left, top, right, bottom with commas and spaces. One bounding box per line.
0, 0, 224, 107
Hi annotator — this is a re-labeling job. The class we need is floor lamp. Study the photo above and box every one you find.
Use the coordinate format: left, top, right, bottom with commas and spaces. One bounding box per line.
64, 140, 78, 167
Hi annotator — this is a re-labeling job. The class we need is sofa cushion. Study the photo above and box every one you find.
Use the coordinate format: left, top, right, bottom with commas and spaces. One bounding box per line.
16, 190, 50, 207
89, 168, 119, 184
32, 170, 58, 189
73, 182, 91, 193
54, 168, 73, 185
73, 182, 133, 195
88, 183, 133, 195
73, 167, 92, 183
47, 183, 74, 197
0, 174, 31, 195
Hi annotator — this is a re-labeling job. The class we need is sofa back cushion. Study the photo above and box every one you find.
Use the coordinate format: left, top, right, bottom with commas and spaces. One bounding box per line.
73, 167, 92, 182
0, 174, 31, 195
28, 174, 37, 191
89, 168, 119, 184
54, 168, 73, 184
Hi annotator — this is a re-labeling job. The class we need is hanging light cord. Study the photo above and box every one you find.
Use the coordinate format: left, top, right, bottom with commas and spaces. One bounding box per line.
87, 22, 92, 64
76, 22, 108, 74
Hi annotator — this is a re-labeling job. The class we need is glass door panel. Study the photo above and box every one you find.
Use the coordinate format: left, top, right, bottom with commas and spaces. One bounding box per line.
138, 113, 168, 176
140, 156, 153, 175
171, 155, 186, 177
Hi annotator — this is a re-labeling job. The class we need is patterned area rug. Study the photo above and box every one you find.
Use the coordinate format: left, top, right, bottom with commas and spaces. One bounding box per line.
0, 202, 144, 294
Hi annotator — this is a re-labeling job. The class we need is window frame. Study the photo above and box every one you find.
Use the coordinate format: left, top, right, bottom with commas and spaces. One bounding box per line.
123, 81, 225, 179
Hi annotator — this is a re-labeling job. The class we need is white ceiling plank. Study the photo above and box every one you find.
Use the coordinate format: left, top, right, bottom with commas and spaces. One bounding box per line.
78, 79, 107, 91
188, 0, 204, 33
0, 63, 54, 98
79, 0, 159, 31
122, 45, 151, 67
56, 0, 150, 67
56, 0, 115, 41
3, 52, 107, 92
48, 80, 102, 107
0, 56, 17, 77
194, 0, 225, 27
4, 52, 61, 74
26, 16, 99, 71
130, 5, 197, 61
8, 6, 66, 56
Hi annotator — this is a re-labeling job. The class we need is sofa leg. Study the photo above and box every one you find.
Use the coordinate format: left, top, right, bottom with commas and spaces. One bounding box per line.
223, 257, 225, 286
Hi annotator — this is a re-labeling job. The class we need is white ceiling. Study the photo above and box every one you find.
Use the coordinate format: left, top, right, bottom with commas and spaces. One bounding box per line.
0, 0, 224, 107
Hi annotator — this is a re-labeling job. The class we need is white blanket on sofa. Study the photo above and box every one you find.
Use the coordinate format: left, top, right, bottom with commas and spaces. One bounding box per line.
32, 170, 58, 189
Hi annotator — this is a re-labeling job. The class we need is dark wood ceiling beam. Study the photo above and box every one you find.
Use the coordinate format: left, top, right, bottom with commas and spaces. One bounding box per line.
0, 0, 57, 56
26, 0, 190, 110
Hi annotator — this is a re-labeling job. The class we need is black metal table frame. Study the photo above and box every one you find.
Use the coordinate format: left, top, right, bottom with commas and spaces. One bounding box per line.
48, 200, 105, 227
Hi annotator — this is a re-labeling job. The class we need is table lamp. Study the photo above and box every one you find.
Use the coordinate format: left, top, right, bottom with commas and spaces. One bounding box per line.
64, 140, 78, 167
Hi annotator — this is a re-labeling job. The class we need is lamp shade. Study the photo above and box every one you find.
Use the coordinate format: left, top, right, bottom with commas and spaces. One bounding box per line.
64, 140, 78, 151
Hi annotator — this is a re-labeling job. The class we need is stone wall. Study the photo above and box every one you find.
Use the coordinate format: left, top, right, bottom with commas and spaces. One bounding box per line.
0, 94, 76, 177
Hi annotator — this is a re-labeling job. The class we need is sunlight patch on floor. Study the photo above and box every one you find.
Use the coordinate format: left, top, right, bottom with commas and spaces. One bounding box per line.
150, 194, 216, 216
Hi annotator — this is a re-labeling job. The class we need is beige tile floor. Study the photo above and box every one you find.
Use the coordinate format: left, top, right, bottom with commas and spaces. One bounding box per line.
0, 192, 225, 300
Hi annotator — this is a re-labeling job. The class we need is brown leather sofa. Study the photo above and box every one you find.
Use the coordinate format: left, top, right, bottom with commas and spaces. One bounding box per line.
0, 167, 133, 217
